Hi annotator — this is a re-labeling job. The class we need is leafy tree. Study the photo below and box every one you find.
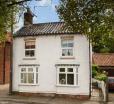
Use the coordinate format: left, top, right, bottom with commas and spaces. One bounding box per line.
57, 0, 114, 53
0, 0, 20, 42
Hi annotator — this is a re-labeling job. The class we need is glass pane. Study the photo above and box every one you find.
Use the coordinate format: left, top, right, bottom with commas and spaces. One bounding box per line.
36, 67, 38, 72
28, 73, 34, 83
28, 68, 33, 72
25, 50, 30, 56
61, 41, 67, 47
36, 73, 38, 84
76, 74, 78, 85
30, 50, 35, 56
59, 74, 66, 84
68, 42, 73, 47
67, 74, 74, 85
21, 73, 27, 83
62, 49, 67, 56
67, 68, 73, 72
67, 49, 73, 56
25, 41, 35, 49
59, 68, 65, 72
21, 68, 26, 72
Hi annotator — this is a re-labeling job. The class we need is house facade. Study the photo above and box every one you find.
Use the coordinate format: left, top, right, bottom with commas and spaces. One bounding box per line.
12, 9, 91, 98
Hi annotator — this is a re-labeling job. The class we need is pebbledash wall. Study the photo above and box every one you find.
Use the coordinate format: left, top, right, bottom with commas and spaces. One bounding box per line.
13, 34, 90, 96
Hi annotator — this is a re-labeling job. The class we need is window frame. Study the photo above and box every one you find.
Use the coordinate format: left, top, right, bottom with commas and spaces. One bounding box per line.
57, 66, 79, 87
19, 66, 39, 85
61, 37, 74, 58
24, 40, 36, 58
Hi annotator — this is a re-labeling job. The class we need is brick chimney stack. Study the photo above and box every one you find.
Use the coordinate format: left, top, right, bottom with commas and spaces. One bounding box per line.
24, 8, 33, 26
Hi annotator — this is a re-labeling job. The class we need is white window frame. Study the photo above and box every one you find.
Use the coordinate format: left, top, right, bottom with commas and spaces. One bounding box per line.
19, 66, 39, 85
24, 40, 36, 58
56, 66, 79, 86
61, 38, 74, 58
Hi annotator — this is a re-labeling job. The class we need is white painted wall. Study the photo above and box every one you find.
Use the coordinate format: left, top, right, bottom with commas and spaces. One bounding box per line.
13, 34, 90, 95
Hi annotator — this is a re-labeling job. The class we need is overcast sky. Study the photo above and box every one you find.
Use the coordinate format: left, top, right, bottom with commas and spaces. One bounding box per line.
15, 0, 60, 31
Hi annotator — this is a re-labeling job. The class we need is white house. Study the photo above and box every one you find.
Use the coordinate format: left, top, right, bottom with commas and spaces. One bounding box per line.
12, 9, 91, 99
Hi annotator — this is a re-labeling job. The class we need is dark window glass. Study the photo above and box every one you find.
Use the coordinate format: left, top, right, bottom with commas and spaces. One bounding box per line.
67, 74, 74, 85
59, 74, 66, 84
60, 68, 65, 72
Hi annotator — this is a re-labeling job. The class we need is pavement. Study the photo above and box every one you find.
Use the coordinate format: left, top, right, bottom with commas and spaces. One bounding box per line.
0, 84, 109, 104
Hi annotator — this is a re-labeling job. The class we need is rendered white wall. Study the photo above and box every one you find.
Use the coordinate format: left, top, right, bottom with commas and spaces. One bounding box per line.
13, 34, 90, 95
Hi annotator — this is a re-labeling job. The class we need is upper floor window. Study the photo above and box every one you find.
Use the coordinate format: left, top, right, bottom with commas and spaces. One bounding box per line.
25, 40, 35, 57
61, 37, 74, 57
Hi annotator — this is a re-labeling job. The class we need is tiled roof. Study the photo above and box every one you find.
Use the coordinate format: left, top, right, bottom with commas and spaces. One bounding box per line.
93, 53, 114, 67
14, 22, 78, 37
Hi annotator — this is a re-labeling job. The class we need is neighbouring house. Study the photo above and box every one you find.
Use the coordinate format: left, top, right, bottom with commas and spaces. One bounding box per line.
93, 53, 114, 89
0, 33, 11, 84
93, 53, 114, 77
12, 9, 91, 99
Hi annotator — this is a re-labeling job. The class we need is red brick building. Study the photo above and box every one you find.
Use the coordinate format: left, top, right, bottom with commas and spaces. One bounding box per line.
0, 33, 12, 84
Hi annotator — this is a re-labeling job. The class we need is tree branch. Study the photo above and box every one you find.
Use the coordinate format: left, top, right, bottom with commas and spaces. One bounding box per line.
0, 0, 42, 7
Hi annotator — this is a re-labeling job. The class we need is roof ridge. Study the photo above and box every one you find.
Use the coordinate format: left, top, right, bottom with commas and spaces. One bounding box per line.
33, 21, 64, 25
93, 53, 114, 55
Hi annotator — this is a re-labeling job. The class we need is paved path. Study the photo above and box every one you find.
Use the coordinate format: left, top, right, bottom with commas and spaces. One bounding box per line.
0, 84, 105, 104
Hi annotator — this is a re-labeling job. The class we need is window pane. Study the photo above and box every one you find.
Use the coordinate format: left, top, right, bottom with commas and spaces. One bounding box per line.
21, 68, 26, 72
21, 73, 27, 83
67, 74, 74, 85
67, 68, 73, 72
76, 74, 78, 85
61, 41, 67, 47
36, 73, 38, 84
59, 68, 65, 72
36, 67, 38, 72
25, 41, 35, 49
59, 74, 66, 84
67, 49, 73, 56
28, 68, 33, 72
30, 50, 35, 56
25, 50, 35, 57
28, 73, 34, 83
25, 50, 30, 56
68, 42, 73, 47
62, 49, 67, 56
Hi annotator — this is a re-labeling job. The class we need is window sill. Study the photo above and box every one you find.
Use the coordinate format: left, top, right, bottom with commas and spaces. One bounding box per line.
60, 57, 75, 59
56, 84, 79, 87
23, 57, 36, 60
18, 84, 39, 86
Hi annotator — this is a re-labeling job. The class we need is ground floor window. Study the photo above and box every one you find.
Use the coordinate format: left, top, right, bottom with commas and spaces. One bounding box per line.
20, 66, 38, 85
57, 66, 79, 86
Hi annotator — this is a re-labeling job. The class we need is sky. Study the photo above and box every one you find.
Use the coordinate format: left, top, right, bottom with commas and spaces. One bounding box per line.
15, 0, 60, 31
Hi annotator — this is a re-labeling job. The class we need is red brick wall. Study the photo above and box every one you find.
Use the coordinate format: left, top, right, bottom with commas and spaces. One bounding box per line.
0, 46, 4, 84
5, 43, 11, 83
0, 42, 11, 84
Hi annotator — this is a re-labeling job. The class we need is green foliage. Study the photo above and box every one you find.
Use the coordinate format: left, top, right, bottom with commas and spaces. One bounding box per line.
0, 0, 20, 42
57, 0, 114, 53
92, 64, 99, 78
92, 64, 107, 81
95, 73, 107, 82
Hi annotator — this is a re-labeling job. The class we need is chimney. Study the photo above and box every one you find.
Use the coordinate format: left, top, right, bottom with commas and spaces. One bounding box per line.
24, 8, 33, 26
